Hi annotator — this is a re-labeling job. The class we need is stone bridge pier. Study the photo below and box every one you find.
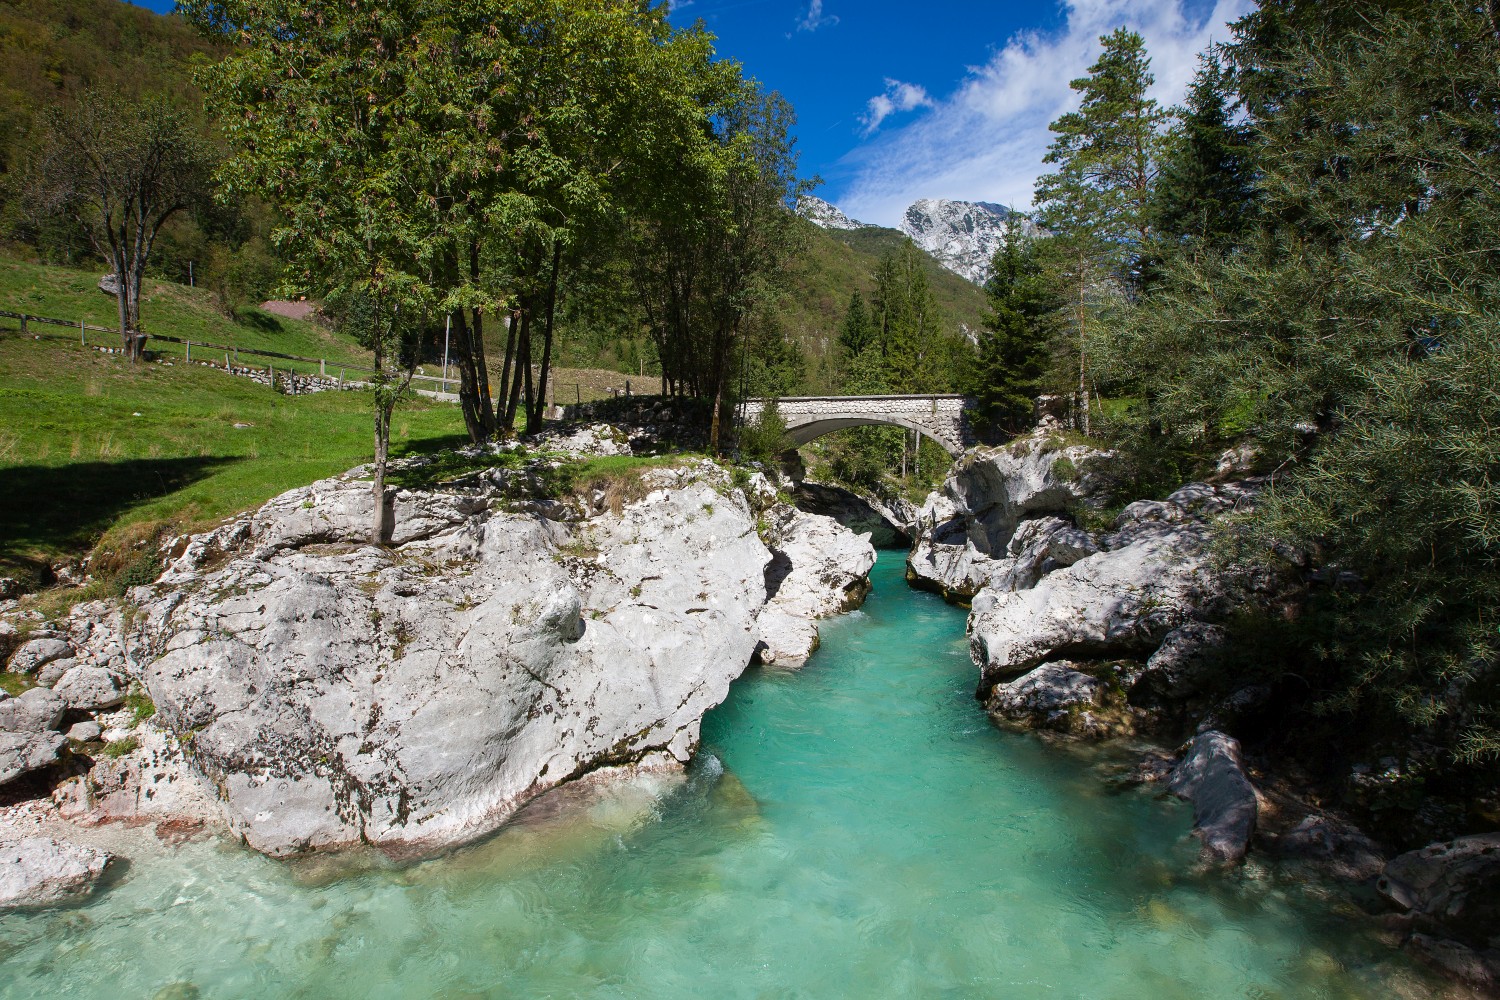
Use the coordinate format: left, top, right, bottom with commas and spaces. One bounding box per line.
741, 394, 975, 457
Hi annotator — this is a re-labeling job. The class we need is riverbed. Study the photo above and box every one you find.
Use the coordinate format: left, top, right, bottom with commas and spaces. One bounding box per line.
0, 553, 1445, 998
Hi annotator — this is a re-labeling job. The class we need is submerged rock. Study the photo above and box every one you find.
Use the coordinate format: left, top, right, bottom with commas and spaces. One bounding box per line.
984, 661, 1105, 736
0, 836, 111, 908
1168, 731, 1259, 864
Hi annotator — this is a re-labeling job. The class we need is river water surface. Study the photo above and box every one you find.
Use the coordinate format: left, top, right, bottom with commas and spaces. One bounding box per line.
0, 553, 1444, 998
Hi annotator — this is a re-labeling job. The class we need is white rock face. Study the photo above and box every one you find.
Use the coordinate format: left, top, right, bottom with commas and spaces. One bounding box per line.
755, 507, 876, 668
797, 195, 872, 232
967, 493, 1221, 691
908, 430, 1108, 600
899, 199, 1020, 285
127, 459, 871, 857
1168, 731, 1259, 864
51, 666, 125, 711
0, 837, 111, 908
0, 731, 66, 785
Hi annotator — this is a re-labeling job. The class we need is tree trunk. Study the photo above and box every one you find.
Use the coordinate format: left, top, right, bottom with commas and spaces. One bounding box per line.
527, 243, 563, 435
504, 308, 530, 433
372, 397, 393, 545
498, 305, 520, 432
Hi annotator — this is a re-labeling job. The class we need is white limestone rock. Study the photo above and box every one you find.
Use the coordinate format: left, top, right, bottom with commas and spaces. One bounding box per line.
51, 665, 126, 711
1168, 730, 1259, 864
65, 721, 102, 742
0, 730, 66, 785
6, 637, 74, 674
907, 429, 1108, 600
0, 837, 111, 909
985, 661, 1103, 732
129, 462, 778, 857
0, 688, 66, 733
797, 195, 871, 231
754, 506, 875, 668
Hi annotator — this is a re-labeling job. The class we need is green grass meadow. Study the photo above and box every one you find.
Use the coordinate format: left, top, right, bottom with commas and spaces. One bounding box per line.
0, 327, 465, 589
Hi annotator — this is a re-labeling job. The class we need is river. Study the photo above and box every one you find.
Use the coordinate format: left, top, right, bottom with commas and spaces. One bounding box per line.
0, 552, 1445, 998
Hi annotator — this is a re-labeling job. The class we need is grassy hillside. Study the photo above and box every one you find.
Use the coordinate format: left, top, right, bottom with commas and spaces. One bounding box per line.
0, 332, 465, 593
774, 218, 989, 390
0, 0, 222, 195
0, 257, 373, 371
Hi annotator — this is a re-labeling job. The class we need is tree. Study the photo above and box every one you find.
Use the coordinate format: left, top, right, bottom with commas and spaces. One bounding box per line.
973, 225, 1061, 435
1103, 0, 1500, 790
185, 0, 435, 543
1034, 28, 1166, 430
26, 91, 211, 358
1142, 52, 1254, 275
837, 290, 876, 358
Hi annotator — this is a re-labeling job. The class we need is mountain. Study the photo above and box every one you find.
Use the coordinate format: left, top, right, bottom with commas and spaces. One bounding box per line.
799, 196, 1021, 287
796, 195, 871, 232
899, 199, 1016, 286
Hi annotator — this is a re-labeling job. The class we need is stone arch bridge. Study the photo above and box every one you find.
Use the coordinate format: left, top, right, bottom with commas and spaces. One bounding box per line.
741, 394, 975, 457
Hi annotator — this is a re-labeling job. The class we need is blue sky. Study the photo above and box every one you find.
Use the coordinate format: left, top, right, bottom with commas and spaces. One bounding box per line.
123, 0, 1251, 226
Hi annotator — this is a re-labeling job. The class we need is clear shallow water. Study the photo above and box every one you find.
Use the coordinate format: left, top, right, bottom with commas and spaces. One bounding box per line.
0, 553, 1443, 999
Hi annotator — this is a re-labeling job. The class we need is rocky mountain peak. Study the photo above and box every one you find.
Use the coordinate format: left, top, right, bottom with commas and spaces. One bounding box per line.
796, 195, 871, 232
899, 199, 1017, 286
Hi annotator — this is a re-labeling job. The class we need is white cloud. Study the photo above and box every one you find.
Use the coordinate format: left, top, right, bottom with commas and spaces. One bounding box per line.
859, 79, 935, 136
837, 0, 1254, 227
797, 0, 838, 33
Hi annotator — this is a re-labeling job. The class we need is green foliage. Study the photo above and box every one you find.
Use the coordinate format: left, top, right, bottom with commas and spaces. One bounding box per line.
738, 400, 790, 466
101, 737, 139, 758
125, 688, 156, 726
1035, 27, 1167, 292
838, 290, 877, 358
1094, 0, 1500, 804
972, 225, 1062, 436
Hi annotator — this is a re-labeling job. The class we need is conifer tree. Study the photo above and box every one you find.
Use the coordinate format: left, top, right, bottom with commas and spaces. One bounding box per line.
973, 226, 1060, 435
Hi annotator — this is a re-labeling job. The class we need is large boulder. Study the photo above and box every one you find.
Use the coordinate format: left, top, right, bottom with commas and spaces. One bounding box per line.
0, 730, 66, 785
0, 687, 66, 733
51, 665, 126, 711
1168, 731, 1259, 864
130, 462, 781, 857
52, 726, 222, 828
1379, 833, 1500, 988
967, 482, 1247, 695
985, 661, 1103, 735
907, 429, 1108, 599
755, 506, 876, 668
6, 636, 74, 674
0, 837, 111, 909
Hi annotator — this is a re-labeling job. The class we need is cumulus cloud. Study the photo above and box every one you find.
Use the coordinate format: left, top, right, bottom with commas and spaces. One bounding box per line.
837, 0, 1253, 227
797, 0, 838, 33
860, 79, 936, 136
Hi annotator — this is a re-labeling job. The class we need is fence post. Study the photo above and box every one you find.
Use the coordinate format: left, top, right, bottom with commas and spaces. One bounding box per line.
19, 315, 27, 336
268, 364, 274, 391
320, 358, 326, 377
80, 320, 85, 347
185, 340, 191, 363
224, 352, 230, 369
339, 369, 345, 390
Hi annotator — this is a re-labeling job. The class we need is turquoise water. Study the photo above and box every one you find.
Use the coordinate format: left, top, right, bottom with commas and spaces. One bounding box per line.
0, 553, 1442, 999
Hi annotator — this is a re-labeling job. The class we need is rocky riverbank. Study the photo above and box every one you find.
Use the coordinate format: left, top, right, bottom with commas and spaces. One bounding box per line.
910, 420, 1500, 993
0, 435, 875, 899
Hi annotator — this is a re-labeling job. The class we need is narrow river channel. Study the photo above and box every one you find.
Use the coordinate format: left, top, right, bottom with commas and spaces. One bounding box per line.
0, 553, 1446, 998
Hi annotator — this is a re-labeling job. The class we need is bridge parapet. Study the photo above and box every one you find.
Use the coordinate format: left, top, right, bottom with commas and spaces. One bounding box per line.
742, 394, 975, 457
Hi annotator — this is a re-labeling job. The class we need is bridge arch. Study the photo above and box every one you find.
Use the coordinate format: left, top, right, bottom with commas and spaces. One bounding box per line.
742, 394, 974, 458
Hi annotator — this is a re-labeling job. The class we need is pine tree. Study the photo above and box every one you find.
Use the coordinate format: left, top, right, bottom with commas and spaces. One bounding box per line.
837, 290, 877, 358
1033, 28, 1166, 429
973, 226, 1060, 435
1146, 54, 1254, 254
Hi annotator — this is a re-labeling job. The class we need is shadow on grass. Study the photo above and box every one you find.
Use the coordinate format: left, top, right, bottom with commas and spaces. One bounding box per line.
234, 310, 285, 333
0, 456, 240, 576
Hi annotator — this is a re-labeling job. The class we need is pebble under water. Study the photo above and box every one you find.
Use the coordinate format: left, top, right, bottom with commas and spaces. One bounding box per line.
0, 552, 1451, 999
